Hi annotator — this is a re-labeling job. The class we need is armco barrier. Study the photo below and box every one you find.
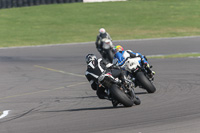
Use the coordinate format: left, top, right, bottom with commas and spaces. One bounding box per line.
0, 0, 83, 9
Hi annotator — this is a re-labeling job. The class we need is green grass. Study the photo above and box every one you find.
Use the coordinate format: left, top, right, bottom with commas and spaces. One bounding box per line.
1, 0, 200, 47
147, 53, 200, 59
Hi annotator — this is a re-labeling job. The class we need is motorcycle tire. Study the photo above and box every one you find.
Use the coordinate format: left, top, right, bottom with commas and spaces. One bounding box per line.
110, 84, 134, 107
107, 49, 114, 63
135, 71, 156, 93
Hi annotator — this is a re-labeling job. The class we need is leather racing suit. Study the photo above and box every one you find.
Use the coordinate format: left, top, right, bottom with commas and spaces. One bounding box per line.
85, 58, 125, 99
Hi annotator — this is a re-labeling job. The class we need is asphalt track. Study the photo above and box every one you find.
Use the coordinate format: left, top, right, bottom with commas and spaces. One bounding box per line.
0, 36, 200, 133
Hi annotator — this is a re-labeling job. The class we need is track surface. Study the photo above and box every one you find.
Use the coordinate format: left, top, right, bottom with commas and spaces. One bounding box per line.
0, 37, 200, 133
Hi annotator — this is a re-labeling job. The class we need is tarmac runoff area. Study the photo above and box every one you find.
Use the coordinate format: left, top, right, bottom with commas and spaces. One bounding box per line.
0, 36, 199, 133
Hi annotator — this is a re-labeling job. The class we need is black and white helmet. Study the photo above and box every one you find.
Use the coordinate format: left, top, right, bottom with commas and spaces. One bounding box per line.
85, 54, 97, 64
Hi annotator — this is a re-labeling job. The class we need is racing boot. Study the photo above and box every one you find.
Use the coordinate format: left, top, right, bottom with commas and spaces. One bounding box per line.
97, 87, 109, 100
149, 70, 155, 79
112, 99, 119, 107
144, 63, 155, 78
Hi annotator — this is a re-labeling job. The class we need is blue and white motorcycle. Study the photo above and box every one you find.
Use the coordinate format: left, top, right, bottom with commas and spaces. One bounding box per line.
113, 55, 156, 93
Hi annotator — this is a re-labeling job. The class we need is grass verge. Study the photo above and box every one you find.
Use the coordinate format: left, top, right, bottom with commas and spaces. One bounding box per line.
147, 53, 200, 59
0, 0, 200, 47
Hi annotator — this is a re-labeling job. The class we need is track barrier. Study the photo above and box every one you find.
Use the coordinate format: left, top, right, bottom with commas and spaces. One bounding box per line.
0, 0, 83, 9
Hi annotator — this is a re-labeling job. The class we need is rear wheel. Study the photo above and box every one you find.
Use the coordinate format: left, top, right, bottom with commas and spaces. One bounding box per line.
135, 71, 156, 93
110, 84, 133, 107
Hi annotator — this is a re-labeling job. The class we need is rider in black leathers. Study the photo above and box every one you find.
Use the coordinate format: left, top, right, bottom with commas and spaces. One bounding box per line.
85, 54, 126, 100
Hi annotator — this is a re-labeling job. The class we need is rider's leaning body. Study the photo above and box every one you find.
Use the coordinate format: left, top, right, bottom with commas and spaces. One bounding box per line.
113, 45, 148, 67
113, 45, 155, 77
114, 50, 148, 67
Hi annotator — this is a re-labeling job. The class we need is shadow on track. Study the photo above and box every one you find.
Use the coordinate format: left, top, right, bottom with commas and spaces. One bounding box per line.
66, 106, 124, 112
135, 92, 148, 95
41, 93, 146, 113
42, 106, 126, 113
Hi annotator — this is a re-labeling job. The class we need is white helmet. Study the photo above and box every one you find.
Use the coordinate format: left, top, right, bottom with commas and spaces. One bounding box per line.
99, 28, 106, 34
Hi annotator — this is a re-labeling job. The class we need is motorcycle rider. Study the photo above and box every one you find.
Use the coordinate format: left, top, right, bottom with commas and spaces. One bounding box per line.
85, 54, 127, 106
95, 28, 113, 53
113, 45, 155, 78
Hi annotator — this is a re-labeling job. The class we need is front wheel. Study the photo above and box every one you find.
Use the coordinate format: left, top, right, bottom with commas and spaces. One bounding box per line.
110, 84, 134, 107
104, 49, 113, 63
107, 49, 114, 63
135, 71, 156, 93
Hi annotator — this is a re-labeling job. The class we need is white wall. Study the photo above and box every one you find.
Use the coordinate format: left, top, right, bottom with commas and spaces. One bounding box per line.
83, 0, 126, 3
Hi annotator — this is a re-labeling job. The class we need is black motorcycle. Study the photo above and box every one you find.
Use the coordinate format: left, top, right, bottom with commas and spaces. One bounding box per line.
98, 71, 141, 107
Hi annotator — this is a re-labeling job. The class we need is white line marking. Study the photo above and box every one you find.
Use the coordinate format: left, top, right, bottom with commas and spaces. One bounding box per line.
0, 36, 200, 50
0, 110, 10, 119
114, 36, 200, 43
147, 52, 200, 57
34, 65, 84, 77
